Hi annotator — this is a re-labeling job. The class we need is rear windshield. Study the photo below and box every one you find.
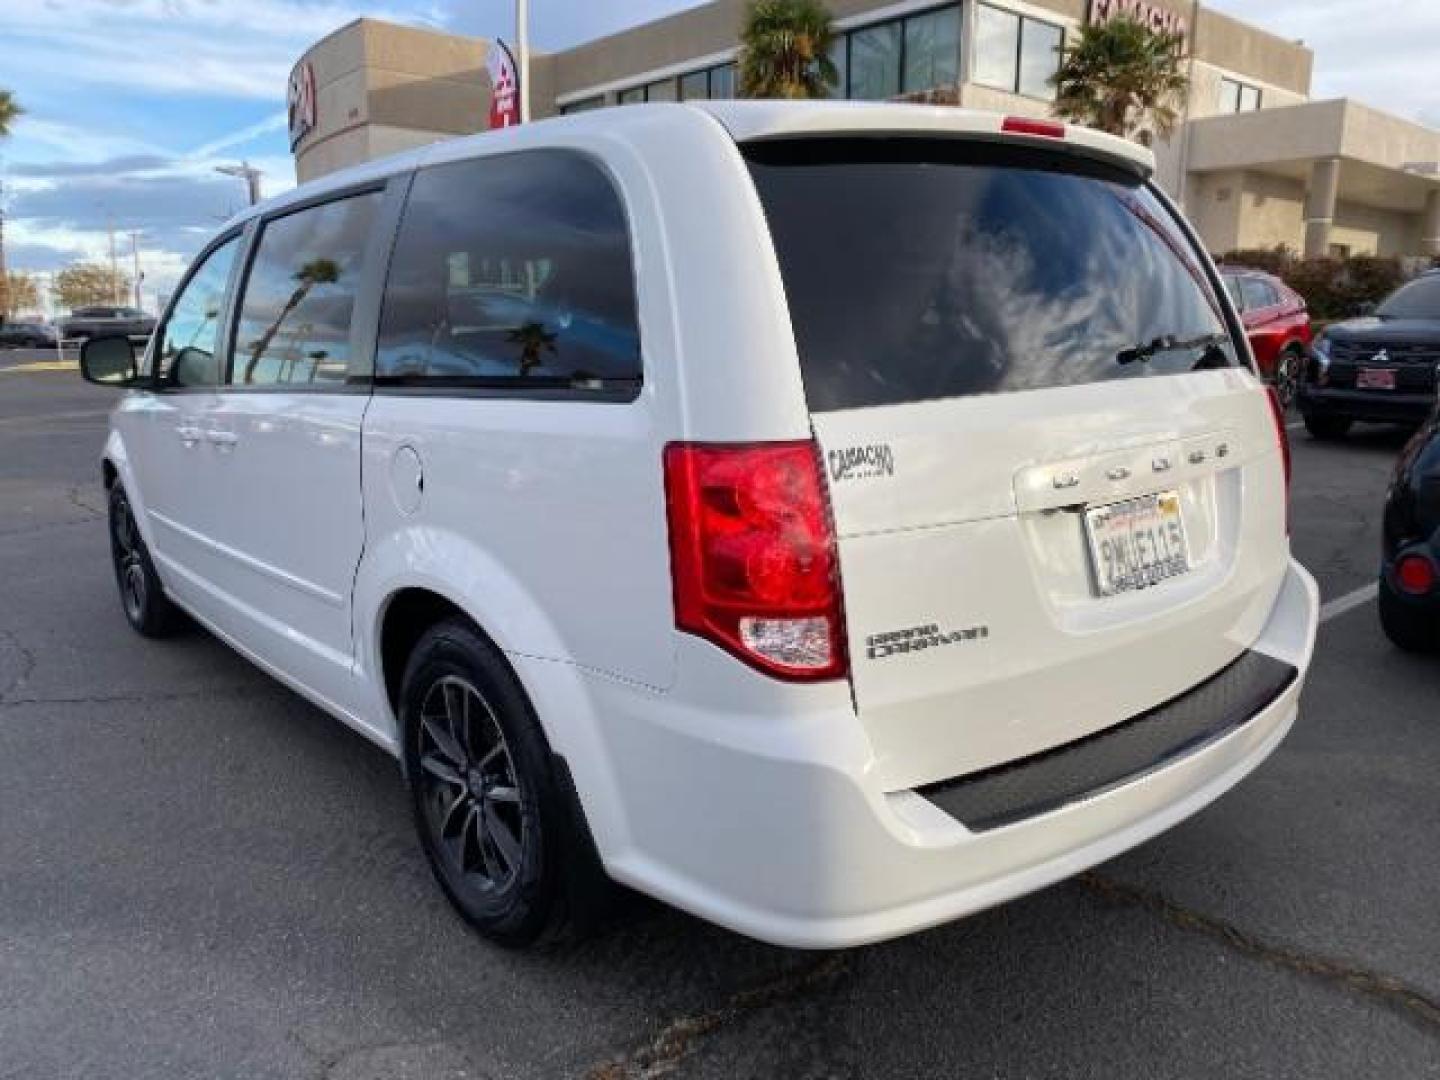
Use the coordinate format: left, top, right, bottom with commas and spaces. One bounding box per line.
746, 139, 1238, 412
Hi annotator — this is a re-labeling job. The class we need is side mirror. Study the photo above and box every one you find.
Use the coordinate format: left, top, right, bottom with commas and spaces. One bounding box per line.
79, 335, 140, 387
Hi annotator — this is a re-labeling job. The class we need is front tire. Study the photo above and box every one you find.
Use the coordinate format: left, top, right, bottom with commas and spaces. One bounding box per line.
1379, 577, 1438, 653
400, 618, 606, 947
1272, 348, 1302, 412
1303, 413, 1352, 441
108, 484, 183, 637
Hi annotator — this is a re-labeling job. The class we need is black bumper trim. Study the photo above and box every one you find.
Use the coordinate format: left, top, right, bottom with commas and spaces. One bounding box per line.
918, 650, 1297, 833
1298, 387, 1435, 423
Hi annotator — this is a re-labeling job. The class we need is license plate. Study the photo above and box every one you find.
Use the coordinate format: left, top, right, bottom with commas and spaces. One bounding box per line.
1356, 367, 1396, 390
1085, 491, 1191, 597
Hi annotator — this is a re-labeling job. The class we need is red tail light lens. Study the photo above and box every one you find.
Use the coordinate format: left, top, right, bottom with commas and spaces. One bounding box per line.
1001, 116, 1066, 139
1265, 386, 1292, 534
1396, 554, 1435, 595
663, 441, 848, 681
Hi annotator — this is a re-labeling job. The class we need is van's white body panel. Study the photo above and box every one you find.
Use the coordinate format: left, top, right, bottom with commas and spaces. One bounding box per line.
102, 102, 1318, 947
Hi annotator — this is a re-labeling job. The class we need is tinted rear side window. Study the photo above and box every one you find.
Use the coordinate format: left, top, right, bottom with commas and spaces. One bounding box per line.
1379, 275, 1440, 321
746, 140, 1237, 412
377, 149, 641, 394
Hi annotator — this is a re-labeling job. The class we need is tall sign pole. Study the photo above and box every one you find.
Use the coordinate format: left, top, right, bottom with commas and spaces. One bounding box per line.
517, 0, 531, 123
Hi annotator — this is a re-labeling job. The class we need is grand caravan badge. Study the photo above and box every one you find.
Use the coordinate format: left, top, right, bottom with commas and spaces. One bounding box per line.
827, 443, 894, 482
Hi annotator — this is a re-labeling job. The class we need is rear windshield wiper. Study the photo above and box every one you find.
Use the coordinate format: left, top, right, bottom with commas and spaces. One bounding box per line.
1116, 332, 1232, 368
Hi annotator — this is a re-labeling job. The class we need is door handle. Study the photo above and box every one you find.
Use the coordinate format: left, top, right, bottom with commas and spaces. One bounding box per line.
204, 429, 238, 449
176, 424, 202, 447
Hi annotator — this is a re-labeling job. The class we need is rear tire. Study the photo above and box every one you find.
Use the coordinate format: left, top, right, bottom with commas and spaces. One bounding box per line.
1303, 413, 1352, 441
399, 617, 609, 947
1379, 577, 1438, 653
108, 483, 184, 637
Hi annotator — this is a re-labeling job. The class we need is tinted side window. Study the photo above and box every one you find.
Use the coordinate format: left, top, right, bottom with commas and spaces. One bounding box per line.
231, 192, 382, 387
1222, 275, 1244, 310
377, 150, 641, 391
155, 236, 240, 387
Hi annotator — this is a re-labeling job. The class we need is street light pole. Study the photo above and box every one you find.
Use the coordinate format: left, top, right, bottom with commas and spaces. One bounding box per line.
517, 0, 530, 123
127, 231, 143, 310
215, 162, 263, 208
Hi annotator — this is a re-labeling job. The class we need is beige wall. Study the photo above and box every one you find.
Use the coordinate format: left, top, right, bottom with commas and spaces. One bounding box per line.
294, 19, 490, 184
1187, 169, 1245, 254
1330, 201, 1423, 257
1191, 7, 1311, 97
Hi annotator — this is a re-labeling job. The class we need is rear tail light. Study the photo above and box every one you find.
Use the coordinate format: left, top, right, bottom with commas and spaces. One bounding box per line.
663, 441, 848, 681
1395, 553, 1436, 595
1265, 386, 1291, 534
1001, 116, 1066, 139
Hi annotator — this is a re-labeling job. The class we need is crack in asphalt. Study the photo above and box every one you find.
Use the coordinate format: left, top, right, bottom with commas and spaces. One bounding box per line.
585, 954, 849, 1080
0, 628, 38, 703
0, 684, 271, 711
66, 482, 107, 518
288, 1029, 490, 1080
1079, 873, 1440, 1033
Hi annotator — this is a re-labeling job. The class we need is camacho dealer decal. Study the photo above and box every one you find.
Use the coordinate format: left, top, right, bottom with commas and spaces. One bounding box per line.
828, 443, 894, 482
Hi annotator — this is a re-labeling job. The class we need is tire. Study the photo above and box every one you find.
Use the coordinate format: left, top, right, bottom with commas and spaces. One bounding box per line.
108, 483, 184, 637
1271, 348, 1302, 412
399, 617, 608, 947
1303, 413, 1352, 441
1379, 577, 1439, 653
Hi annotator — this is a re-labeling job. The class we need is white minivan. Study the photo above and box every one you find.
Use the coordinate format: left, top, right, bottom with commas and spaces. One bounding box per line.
80, 102, 1318, 948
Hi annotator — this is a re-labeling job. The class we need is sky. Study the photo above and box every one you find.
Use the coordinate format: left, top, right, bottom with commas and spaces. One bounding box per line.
2, 0, 1438, 312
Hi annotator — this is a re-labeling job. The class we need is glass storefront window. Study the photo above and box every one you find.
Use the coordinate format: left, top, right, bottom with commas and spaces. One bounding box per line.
645, 78, 678, 102
976, 4, 1062, 100
848, 21, 902, 99
559, 95, 604, 114
710, 63, 736, 99
617, 86, 644, 105
827, 38, 847, 98
974, 5, 1020, 90
679, 70, 709, 100
902, 6, 960, 93
1018, 18, 1062, 100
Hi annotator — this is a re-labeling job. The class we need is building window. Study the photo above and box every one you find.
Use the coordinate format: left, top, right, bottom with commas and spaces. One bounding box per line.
645, 77, 678, 102
839, 4, 962, 100
559, 95, 604, 114
848, 20, 903, 99
975, 4, 1063, 101
617, 86, 644, 105
676, 62, 738, 100
1218, 76, 1262, 114
902, 6, 960, 93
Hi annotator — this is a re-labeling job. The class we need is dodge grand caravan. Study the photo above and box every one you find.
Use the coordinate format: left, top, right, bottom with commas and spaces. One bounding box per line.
79, 102, 1319, 949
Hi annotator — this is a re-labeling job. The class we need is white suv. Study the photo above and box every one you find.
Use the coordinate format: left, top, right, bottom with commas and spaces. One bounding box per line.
80, 102, 1318, 948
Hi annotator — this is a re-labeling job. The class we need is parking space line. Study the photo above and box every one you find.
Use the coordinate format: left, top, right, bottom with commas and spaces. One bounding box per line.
1319, 583, 1378, 623
0, 361, 78, 375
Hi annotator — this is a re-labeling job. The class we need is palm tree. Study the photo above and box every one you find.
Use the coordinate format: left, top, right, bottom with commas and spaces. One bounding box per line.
0, 89, 20, 138
1050, 16, 1188, 145
737, 0, 838, 100
242, 257, 339, 383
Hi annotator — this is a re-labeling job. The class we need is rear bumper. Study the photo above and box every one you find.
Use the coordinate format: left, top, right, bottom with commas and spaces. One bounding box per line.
588, 559, 1318, 949
1298, 385, 1434, 424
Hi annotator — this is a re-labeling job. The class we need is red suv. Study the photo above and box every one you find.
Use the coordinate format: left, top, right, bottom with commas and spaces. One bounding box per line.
1220, 267, 1312, 410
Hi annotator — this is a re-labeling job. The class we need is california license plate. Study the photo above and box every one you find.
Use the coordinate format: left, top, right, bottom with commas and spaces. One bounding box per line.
1085, 491, 1190, 597
1356, 367, 1396, 390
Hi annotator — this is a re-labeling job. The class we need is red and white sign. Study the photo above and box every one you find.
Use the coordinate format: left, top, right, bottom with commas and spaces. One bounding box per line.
1089, 0, 1189, 46
487, 42, 520, 129
288, 60, 317, 149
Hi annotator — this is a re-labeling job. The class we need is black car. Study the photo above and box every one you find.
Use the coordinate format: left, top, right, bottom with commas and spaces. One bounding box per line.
60, 305, 157, 343
1380, 410, 1440, 651
0, 321, 59, 348
1298, 270, 1440, 439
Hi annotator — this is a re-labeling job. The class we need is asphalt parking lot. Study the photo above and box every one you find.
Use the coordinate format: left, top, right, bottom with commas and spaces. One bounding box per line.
1, 351, 1437, 1079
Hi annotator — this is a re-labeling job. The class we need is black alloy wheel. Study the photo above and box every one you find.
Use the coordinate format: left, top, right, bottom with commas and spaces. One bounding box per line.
108, 484, 182, 637
400, 618, 609, 946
